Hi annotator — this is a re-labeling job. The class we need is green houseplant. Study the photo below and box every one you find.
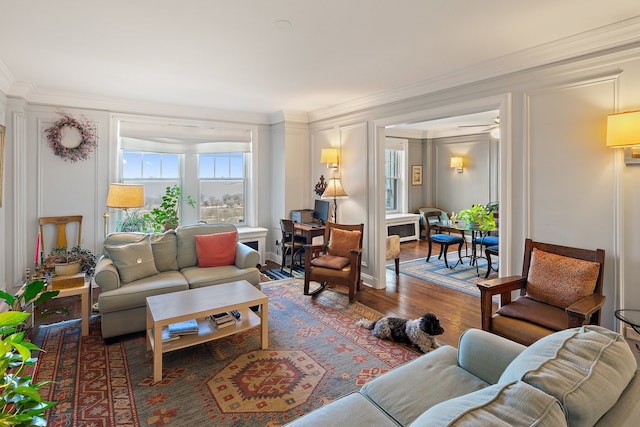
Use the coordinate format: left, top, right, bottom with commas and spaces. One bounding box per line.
144, 185, 196, 232
457, 204, 496, 231
0, 280, 59, 426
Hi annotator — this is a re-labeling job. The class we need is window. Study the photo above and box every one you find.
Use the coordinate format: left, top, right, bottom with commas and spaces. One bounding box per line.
385, 138, 408, 213
198, 153, 246, 224
116, 118, 255, 228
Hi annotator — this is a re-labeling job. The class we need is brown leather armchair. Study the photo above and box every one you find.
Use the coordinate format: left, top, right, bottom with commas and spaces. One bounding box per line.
477, 238, 605, 346
303, 222, 364, 302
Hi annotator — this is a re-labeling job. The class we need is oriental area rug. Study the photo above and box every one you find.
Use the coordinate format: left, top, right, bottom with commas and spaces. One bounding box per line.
34, 278, 422, 427
390, 256, 492, 298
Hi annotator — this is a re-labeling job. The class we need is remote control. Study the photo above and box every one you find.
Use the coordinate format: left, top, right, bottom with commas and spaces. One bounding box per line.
230, 310, 241, 319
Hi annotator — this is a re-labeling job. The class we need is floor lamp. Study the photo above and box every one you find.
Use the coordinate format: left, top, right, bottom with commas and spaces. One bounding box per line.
104, 183, 145, 238
321, 177, 348, 222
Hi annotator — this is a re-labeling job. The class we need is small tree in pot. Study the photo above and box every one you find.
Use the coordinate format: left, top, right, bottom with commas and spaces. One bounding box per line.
144, 185, 196, 232
457, 204, 496, 231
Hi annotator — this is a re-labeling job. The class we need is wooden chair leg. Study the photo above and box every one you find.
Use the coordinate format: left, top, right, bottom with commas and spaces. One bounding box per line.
394, 258, 399, 275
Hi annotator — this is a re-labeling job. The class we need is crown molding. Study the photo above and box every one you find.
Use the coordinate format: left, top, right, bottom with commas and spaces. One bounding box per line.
268, 110, 309, 125
0, 59, 14, 95
308, 16, 640, 123
6, 83, 274, 126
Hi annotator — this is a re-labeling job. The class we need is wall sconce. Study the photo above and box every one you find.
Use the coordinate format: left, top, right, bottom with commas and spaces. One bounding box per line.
321, 148, 339, 170
606, 110, 640, 165
450, 156, 464, 173
103, 183, 145, 237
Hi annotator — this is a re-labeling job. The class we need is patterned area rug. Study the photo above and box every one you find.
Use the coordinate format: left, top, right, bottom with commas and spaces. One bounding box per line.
34, 279, 422, 426
391, 256, 492, 298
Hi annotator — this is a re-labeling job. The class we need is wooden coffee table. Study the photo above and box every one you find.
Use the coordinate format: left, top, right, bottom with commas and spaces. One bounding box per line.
145, 280, 268, 383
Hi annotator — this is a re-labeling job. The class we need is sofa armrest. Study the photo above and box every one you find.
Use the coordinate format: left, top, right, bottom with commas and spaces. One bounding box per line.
93, 255, 121, 292
457, 329, 526, 385
235, 242, 261, 269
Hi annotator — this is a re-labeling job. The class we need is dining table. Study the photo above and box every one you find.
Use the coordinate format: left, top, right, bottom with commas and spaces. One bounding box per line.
433, 220, 498, 271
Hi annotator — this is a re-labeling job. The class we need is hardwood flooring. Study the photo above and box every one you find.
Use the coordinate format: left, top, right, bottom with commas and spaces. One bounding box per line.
36, 239, 490, 348
264, 238, 494, 347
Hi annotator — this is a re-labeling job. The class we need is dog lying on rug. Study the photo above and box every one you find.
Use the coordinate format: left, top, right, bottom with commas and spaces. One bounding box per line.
356, 313, 444, 353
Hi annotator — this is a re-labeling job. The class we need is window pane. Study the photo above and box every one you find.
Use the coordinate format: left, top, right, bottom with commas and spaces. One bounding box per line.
200, 180, 245, 223
199, 154, 215, 178
122, 152, 142, 179
162, 155, 180, 178
214, 156, 230, 178
142, 154, 161, 178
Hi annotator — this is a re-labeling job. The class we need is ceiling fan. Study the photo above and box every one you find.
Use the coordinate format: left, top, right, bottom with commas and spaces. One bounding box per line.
459, 117, 500, 137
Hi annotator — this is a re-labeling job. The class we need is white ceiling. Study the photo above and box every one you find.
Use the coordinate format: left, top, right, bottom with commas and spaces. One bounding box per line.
1, 0, 639, 122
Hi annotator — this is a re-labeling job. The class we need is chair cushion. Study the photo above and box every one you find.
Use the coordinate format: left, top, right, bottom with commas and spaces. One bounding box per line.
526, 248, 600, 309
431, 233, 464, 244
496, 296, 568, 331
104, 235, 158, 284
150, 230, 178, 272
311, 254, 350, 270
195, 231, 237, 267
500, 325, 637, 427
412, 381, 567, 427
385, 235, 400, 259
328, 227, 361, 258
476, 235, 499, 246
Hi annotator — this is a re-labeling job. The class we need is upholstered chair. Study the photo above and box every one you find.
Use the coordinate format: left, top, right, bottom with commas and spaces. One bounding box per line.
386, 234, 401, 275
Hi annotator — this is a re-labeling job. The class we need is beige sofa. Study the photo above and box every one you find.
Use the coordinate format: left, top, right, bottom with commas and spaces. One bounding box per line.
93, 223, 261, 339
287, 326, 640, 427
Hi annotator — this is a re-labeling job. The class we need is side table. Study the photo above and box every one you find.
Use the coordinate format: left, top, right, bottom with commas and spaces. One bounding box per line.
614, 309, 640, 354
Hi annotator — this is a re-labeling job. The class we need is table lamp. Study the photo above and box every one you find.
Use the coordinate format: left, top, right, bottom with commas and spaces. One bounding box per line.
103, 183, 145, 237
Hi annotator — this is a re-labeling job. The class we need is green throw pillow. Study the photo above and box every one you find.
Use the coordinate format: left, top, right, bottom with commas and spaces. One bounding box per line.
150, 230, 178, 272
105, 235, 158, 284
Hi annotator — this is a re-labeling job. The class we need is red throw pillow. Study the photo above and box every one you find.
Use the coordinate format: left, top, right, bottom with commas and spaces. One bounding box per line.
195, 232, 237, 267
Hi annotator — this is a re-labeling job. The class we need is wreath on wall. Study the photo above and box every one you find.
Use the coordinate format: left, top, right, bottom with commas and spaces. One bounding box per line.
45, 114, 97, 162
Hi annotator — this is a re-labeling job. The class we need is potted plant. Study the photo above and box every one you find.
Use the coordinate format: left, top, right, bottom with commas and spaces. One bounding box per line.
457, 204, 496, 231
0, 280, 60, 425
45, 246, 97, 277
144, 185, 196, 232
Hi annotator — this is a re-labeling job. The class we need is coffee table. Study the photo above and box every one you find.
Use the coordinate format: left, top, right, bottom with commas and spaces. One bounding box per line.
145, 280, 268, 383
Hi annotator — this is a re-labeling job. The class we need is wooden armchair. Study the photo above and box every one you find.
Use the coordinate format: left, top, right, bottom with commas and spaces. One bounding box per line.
303, 222, 364, 302
477, 238, 605, 346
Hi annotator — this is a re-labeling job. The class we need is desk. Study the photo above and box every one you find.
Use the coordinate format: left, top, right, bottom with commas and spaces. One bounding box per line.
293, 223, 326, 244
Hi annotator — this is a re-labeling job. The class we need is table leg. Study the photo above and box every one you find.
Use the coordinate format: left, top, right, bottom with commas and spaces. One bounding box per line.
80, 287, 89, 336
153, 325, 162, 383
260, 300, 269, 349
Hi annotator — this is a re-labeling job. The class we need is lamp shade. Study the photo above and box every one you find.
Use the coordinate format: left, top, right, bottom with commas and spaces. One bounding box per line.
322, 178, 348, 198
320, 148, 339, 164
606, 110, 640, 148
450, 157, 463, 168
106, 184, 145, 209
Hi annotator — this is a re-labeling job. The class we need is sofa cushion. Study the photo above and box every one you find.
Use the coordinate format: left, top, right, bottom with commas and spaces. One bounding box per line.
526, 248, 599, 309
176, 223, 238, 268
104, 235, 158, 284
181, 265, 261, 289
360, 346, 489, 426
328, 228, 361, 258
195, 231, 237, 267
285, 392, 399, 427
150, 230, 178, 272
411, 381, 567, 427
500, 325, 637, 427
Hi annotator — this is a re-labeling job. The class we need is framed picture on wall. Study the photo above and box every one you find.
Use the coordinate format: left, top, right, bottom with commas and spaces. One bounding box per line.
411, 165, 422, 185
0, 124, 5, 207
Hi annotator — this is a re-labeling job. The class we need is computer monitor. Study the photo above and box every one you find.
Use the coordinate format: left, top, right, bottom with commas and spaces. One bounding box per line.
313, 199, 330, 224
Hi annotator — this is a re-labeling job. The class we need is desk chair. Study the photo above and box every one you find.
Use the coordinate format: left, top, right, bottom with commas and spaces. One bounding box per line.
39, 215, 83, 254
424, 211, 464, 269
280, 219, 306, 273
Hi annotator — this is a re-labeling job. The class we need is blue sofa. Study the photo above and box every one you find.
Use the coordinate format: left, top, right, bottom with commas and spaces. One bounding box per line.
287, 326, 640, 426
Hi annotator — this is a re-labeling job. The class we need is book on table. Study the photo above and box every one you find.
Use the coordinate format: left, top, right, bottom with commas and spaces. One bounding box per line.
210, 312, 234, 324
215, 318, 236, 329
168, 319, 199, 337
153, 327, 180, 342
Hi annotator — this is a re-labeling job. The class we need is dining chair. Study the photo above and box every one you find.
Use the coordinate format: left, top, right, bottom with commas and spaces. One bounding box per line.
417, 207, 448, 239
424, 210, 464, 268
39, 215, 83, 254
484, 245, 499, 278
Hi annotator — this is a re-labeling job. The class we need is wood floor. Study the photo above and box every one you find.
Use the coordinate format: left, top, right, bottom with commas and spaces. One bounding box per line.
36, 239, 490, 348
265, 238, 493, 348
